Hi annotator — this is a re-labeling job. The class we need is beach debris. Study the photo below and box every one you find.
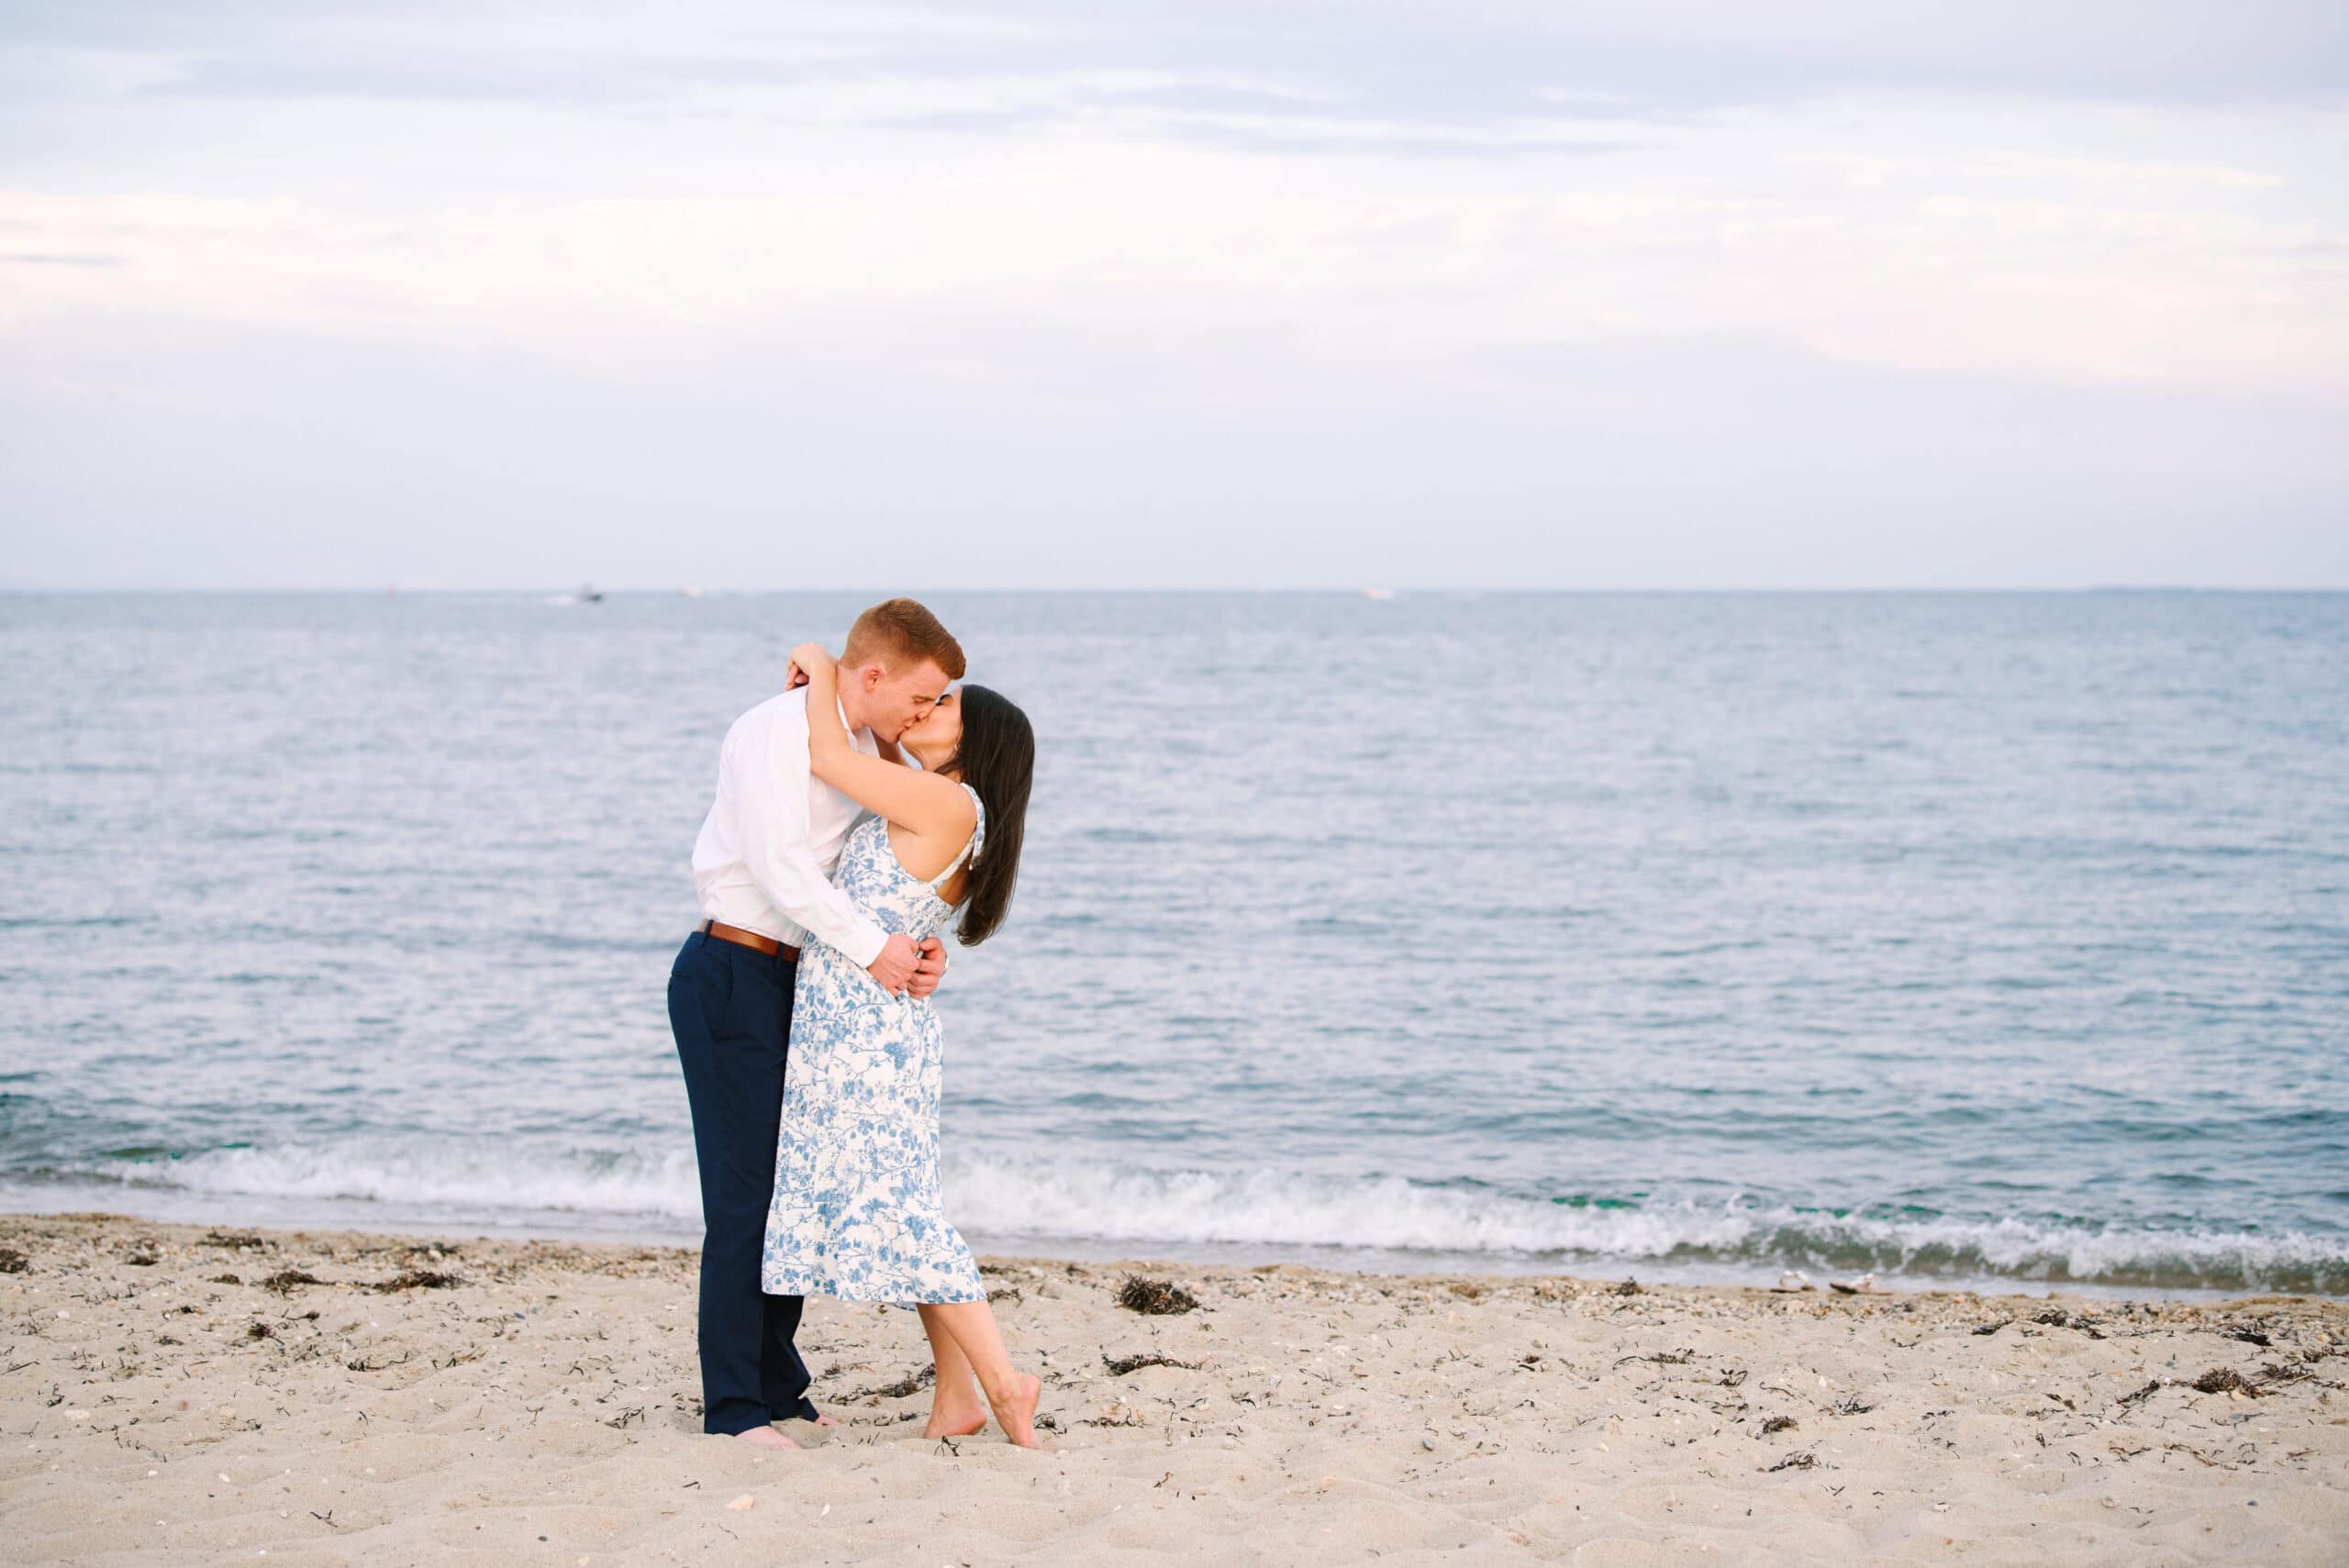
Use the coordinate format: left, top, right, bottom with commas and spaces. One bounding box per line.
1972, 1321, 2006, 1336
2226, 1328, 2273, 1347
2189, 1368, 2262, 1397
1082, 1402, 1146, 1428
1758, 1416, 1798, 1435
1832, 1393, 1876, 1417
1447, 1282, 1486, 1300
1829, 1273, 1877, 1296
856, 1364, 936, 1401
1103, 1351, 1199, 1376
371, 1269, 460, 1293
1117, 1275, 1200, 1316
1719, 1369, 1749, 1389
2115, 1366, 2277, 1407
246, 1321, 274, 1340
1612, 1278, 1642, 1296
204, 1231, 267, 1251
124, 1249, 159, 1267
725, 1494, 755, 1511
0, 1247, 26, 1273
262, 1270, 325, 1295
1770, 1272, 1814, 1293
2034, 1308, 2071, 1327
1763, 1451, 1820, 1472
208, 1273, 244, 1286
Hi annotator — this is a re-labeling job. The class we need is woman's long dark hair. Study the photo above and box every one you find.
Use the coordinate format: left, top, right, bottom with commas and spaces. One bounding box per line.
946, 684, 1032, 945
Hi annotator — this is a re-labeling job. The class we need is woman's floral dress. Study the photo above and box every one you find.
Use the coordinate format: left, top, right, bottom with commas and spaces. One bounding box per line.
761, 784, 986, 1307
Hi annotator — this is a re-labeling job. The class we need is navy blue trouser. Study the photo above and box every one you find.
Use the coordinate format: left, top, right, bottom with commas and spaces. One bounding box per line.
669, 929, 821, 1435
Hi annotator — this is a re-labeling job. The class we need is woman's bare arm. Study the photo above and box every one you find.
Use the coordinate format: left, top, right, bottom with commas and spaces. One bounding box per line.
791, 641, 976, 841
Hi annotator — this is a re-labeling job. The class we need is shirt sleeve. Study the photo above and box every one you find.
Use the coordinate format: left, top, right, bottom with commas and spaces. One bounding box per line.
731, 707, 892, 969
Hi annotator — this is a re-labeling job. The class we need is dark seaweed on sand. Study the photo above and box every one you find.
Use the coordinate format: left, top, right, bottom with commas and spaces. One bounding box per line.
373, 1269, 462, 1292
0, 1247, 26, 1274
860, 1364, 937, 1401
262, 1269, 325, 1295
1104, 1351, 1200, 1375
2190, 1367, 2261, 1396
1117, 1275, 1200, 1316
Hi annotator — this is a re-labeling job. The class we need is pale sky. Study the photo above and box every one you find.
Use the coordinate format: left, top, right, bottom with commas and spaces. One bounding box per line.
4, 1, 2345, 589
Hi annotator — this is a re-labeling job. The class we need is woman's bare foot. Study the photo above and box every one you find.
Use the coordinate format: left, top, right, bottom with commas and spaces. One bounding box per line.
731, 1425, 799, 1451
985, 1372, 1043, 1449
923, 1402, 988, 1440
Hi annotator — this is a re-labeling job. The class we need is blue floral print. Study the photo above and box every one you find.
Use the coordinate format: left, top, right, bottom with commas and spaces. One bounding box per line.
761, 784, 987, 1308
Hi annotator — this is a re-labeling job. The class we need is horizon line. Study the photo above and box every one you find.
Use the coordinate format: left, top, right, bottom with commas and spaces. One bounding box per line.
4, 584, 2346, 596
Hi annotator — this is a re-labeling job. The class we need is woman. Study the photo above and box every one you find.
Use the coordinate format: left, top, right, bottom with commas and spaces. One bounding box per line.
760, 639, 1042, 1448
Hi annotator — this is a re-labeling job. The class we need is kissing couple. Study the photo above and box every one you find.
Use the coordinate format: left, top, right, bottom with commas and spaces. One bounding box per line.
666, 598, 1042, 1450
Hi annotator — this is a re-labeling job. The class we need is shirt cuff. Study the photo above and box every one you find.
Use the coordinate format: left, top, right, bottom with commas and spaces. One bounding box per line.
839, 922, 889, 969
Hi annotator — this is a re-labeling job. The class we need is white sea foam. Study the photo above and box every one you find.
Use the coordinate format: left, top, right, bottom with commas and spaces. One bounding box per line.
33, 1140, 2348, 1293
940, 1156, 2349, 1292
64, 1139, 704, 1223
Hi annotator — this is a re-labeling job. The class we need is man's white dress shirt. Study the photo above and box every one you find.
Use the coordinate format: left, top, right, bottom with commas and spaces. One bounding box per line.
691, 688, 889, 968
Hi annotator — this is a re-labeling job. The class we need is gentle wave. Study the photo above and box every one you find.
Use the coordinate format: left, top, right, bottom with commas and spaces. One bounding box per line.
21, 1140, 2348, 1295
943, 1157, 2349, 1295
49, 1140, 703, 1222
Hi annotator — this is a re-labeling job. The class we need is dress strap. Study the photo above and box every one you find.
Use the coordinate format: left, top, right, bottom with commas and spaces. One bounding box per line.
930, 783, 987, 888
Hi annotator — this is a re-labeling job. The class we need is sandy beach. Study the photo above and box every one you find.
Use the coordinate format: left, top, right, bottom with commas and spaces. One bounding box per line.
3, 1213, 2343, 1565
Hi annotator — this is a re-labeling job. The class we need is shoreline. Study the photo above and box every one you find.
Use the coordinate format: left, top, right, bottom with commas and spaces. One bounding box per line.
6, 1211, 2347, 1564
0, 1186, 2322, 1305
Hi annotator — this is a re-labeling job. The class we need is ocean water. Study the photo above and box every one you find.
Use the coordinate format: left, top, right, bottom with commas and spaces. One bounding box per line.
2, 590, 2345, 1297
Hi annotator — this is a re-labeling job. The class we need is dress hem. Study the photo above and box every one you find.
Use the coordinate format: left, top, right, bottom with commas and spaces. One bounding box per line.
759, 1276, 988, 1310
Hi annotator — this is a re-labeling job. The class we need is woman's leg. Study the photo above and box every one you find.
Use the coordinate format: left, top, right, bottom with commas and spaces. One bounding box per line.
920, 1300, 1041, 1448
916, 1305, 988, 1438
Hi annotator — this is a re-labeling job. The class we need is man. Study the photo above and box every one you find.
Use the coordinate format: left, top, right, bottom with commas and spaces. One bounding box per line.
668, 597, 965, 1448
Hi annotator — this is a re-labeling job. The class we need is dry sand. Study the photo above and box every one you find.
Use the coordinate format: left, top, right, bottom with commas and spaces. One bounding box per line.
3, 1212, 2343, 1565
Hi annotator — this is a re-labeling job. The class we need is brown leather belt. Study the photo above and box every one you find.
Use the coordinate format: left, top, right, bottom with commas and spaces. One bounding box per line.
701, 919, 800, 962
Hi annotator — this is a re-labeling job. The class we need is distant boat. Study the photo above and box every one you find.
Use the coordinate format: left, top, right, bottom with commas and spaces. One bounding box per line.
1361, 586, 1395, 601
576, 584, 605, 604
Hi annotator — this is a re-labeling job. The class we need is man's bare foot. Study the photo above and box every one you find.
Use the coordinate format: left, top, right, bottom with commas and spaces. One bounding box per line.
923, 1405, 988, 1440
731, 1425, 799, 1451
986, 1372, 1043, 1450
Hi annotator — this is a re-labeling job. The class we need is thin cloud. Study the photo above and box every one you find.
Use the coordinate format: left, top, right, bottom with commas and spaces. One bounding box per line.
4, 251, 126, 266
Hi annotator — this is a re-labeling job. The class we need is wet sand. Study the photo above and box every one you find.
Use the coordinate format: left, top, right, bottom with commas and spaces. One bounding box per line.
3, 1212, 2344, 1564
